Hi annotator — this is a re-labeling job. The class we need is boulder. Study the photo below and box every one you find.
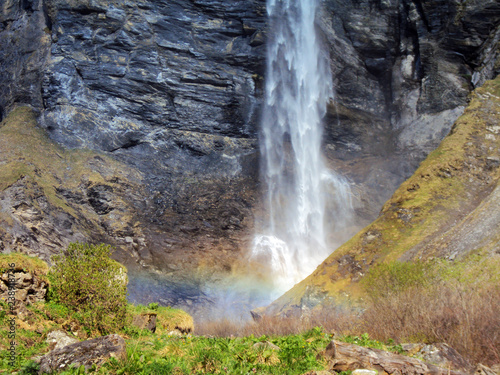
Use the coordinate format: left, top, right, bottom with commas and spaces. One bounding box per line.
417, 343, 472, 373
38, 334, 126, 374
474, 364, 498, 375
46, 330, 79, 351
324, 340, 469, 375
131, 313, 157, 333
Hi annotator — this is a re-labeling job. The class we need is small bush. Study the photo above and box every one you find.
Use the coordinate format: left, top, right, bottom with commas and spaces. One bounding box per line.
48, 242, 128, 335
147, 302, 159, 311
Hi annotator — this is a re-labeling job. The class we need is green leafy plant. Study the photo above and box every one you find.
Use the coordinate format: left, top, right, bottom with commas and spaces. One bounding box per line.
48, 242, 128, 335
18, 360, 40, 375
147, 302, 159, 311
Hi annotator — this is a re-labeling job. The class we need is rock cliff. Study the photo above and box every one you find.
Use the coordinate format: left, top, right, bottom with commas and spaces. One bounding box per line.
0, 0, 499, 318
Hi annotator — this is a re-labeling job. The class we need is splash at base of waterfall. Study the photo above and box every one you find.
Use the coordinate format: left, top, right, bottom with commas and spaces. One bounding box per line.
249, 235, 296, 297
250, 234, 333, 298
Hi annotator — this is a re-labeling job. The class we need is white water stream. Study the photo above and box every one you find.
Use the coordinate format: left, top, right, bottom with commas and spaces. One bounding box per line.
251, 0, 353, 297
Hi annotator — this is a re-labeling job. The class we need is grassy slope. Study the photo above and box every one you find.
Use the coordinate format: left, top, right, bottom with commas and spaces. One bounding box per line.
0, 106, 143, 250
262, 77, 500, 316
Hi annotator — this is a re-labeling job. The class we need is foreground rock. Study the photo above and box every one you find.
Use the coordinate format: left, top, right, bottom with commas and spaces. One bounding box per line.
0, 253, 49, 305
474, 364, 500, 375
45, 330, 79, 351
38, 334, 126, 374
131, 313, 157, 333
324, 340, 469, 375
416, 343, 472, 373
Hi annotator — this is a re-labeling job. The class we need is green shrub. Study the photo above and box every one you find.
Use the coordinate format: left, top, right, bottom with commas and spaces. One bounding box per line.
48, 242, 128, 335
147, 302, 159, 311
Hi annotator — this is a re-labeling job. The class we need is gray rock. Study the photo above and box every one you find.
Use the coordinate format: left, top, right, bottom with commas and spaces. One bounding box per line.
38, 334, 126, 374
352, 370, 378, 375
418, 343, 473, 374
474, 364, 498, 375
131, 313, 157, 333
0, 270, 48, 305
46, 330, 79, 351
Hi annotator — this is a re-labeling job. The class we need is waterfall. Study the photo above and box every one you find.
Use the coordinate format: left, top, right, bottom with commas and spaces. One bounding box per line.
251, 0, 353, 296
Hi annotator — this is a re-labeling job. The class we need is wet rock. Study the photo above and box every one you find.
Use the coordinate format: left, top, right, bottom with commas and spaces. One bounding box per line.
38, 334, 126, 374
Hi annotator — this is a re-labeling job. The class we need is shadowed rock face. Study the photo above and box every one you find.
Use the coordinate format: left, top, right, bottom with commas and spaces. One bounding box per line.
319, 0, 500, 221
0, 0, 499, 318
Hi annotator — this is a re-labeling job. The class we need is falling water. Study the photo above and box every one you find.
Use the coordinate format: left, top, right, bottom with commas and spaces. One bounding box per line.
251, 0, 352, 297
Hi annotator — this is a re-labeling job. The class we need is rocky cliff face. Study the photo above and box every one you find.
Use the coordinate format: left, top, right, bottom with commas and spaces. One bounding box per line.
319, 0, 500, 220
0, 0, 499, 318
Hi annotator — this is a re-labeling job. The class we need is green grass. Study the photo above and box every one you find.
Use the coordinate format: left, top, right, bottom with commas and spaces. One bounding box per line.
0, 253, 49, 283
25, 327, 401, 375
126, 304, 193, 336
0, 299, 406, 375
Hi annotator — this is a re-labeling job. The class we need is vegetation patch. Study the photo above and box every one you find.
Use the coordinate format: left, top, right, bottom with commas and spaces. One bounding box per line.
48, 243, 128, 336
361, 253, 500, 365
126, 303, 194, 336
0, 106, 144, 253
0, 253, 48, 282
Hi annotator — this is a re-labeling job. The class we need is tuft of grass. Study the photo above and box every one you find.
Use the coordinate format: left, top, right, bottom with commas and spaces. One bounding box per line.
0, 253, 49, 282
126, 304, 194, 336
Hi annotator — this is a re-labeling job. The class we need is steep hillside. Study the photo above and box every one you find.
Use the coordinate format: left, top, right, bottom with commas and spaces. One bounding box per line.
260, 76, 500, 317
